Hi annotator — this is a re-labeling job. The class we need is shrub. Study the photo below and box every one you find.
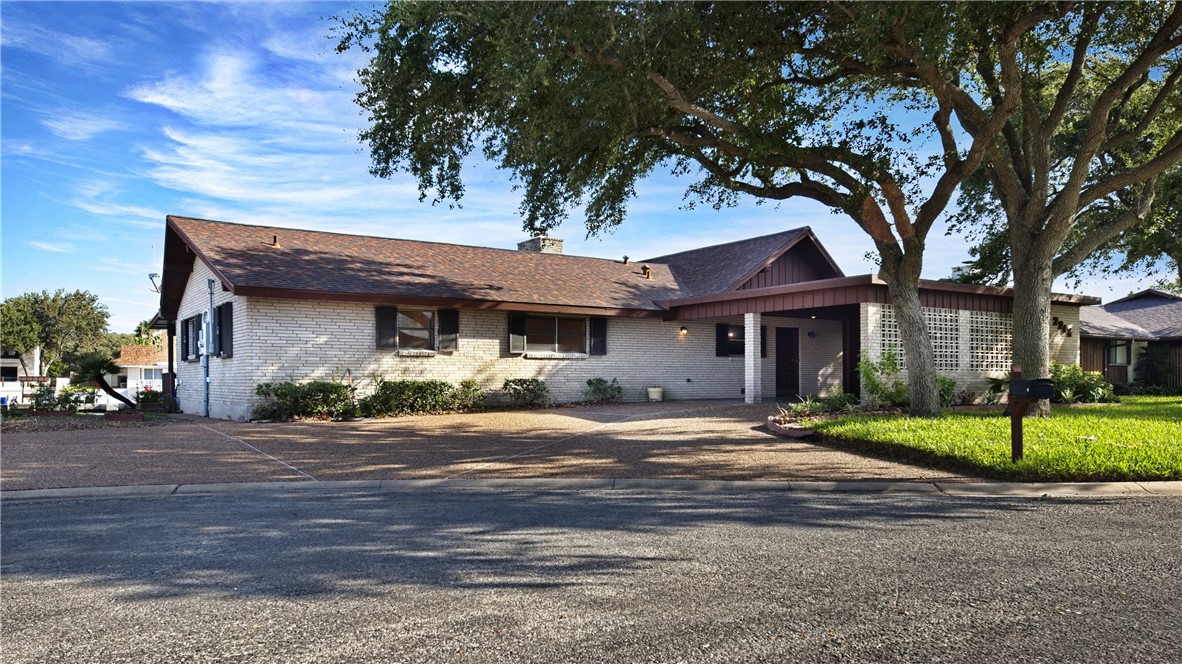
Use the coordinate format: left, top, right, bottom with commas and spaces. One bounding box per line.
454, 379, 487, 412
821, 386, 858, 411
502, 378, 551, 408
583, 377, 623, 403
1134, 346, 1177, 390
253, 380, 357, 421
358, 378, 483, 417
857, 352, 909, 408
936, 375, 958, 408
136, 386, 163, 404
30, 384, 80, 412
1049, 362, 1118, 404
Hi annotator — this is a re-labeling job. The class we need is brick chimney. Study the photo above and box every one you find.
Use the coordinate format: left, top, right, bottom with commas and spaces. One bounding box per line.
517, 237, 564, 254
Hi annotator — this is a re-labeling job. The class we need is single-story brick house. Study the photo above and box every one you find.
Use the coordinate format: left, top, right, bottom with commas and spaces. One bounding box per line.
1080, 289, 1182, 389
157, 215, 1096, 420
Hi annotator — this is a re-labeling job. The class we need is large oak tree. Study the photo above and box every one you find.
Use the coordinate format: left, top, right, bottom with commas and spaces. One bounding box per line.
337, 2, 1024, 416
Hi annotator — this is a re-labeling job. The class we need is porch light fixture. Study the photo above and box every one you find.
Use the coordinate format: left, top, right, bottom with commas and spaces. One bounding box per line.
679, 326, 688, 335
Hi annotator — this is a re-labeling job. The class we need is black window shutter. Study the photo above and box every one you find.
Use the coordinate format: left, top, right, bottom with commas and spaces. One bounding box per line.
180, 319, 189, 361
194, 314, 202, 359
715, 323, 729, 357
438, 309, 459, 350
376, 306, 398, 349
589, 317, 607, 355
220, 303, 234, 358
509, 314, 526, 353
211, 308, 221, 356
761, 325, 767, 358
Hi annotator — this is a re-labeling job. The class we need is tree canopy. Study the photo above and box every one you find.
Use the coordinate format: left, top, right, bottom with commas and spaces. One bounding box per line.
10, 290, 111, 377
0, 295, 41, 376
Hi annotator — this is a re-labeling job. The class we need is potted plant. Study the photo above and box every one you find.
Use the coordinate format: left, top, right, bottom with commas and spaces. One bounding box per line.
646, 385, 664, 402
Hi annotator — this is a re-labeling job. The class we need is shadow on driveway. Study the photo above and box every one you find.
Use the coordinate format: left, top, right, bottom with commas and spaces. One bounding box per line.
0, 401, 971, 490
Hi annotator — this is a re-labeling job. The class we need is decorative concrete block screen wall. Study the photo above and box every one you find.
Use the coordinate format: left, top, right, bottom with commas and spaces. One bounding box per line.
173, 260, 845, 420
861, 302, 1081, 402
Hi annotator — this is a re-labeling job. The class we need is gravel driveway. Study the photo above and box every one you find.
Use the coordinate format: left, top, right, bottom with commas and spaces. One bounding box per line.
1, 401, 971, 490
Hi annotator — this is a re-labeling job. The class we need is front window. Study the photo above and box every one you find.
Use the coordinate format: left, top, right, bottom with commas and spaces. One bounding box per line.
1, 366, 17, 381
724, 324, 744, 356
525, 316, 586, 353
398, 310, 435, 350
143, 368, 163, 381
1106, 341, 1130, 366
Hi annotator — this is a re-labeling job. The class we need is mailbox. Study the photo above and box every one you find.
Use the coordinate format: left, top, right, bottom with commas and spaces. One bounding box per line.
1010, 378, 1055, 400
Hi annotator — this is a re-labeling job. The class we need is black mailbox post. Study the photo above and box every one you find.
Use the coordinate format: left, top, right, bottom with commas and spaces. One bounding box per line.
1009, 365, 1054, 462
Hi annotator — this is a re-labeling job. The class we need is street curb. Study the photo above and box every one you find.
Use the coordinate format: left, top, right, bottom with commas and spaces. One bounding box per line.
3, 479, 1179, 502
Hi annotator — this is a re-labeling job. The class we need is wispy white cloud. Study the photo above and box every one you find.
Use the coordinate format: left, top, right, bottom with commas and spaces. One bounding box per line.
29, 241, 73, 253
96, 258, 151, 275
0, 20, 114, 67
41, 112, 127, 140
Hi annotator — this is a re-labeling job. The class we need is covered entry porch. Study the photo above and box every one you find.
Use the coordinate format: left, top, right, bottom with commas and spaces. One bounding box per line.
661, 275, 1060, 404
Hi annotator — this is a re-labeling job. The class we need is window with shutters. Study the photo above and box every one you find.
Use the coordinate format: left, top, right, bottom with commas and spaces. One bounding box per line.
181, 315, 201, 362
376, 307, 458, 352
509, 315, 593, 355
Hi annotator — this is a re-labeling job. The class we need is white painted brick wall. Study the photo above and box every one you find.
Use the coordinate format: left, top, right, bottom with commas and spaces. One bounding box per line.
171, 266, 846, 419
861, 301, 1086, 403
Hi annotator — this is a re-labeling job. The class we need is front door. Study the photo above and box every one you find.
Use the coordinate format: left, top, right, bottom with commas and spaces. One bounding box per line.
776, 327, 800, 399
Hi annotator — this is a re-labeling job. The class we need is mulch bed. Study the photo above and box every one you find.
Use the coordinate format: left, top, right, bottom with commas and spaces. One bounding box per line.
1, 413, 185, 434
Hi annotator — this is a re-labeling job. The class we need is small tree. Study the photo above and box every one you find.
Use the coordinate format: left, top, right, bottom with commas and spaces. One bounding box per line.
72, 352, 135, 409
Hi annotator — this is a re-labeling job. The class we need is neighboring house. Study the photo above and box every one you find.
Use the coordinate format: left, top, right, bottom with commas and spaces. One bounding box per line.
112, 342, 168, 399
1080, 289, 1182, 389
157, 215, 1096, 420
0, 347, 43, 405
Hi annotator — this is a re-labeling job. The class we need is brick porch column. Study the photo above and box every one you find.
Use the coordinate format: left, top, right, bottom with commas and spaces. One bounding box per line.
745, 312, 761, 403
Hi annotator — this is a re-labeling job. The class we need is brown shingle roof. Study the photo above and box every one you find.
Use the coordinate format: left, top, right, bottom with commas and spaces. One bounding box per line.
642, 228, 818, 296
115, 344, 167, 367
1082, 289, 1182, 339
167, 216, 688, 313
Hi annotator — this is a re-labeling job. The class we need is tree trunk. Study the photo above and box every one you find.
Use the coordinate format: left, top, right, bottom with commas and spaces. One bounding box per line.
1010, 240, 1056, 416
95, 377, 135, 409
880, 252, 941, 417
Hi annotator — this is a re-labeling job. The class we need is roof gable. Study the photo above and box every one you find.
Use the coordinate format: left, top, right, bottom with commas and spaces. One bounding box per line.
642, 228, 840, 297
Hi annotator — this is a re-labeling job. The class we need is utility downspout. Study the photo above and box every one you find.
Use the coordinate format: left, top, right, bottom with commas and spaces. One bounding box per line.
203, 279, 213, 417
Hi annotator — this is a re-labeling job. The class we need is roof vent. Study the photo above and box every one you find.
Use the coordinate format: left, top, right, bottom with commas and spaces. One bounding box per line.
623, 255, 630, 265
270, 235, 281, 248
641, 265, 652, 280
517, 237, 563, 254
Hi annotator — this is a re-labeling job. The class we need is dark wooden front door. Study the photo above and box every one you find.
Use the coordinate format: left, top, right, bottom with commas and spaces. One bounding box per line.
776, 327, 800, 399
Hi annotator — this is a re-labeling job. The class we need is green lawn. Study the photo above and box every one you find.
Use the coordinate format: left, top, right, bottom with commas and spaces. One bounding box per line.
813, 395, 1182, 482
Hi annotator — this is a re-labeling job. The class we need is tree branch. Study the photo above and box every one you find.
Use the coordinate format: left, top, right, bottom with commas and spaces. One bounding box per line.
1052, 182, 1157, 275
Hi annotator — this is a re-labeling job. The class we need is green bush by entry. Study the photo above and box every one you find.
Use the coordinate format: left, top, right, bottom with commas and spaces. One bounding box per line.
502, 378, 551, 407
1049, 362, 1118, 404
253, 380, 357, 421
358, 378, 486, 417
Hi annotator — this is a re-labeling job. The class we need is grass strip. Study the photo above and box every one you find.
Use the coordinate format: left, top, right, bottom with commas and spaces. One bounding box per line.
812, 396, 1182, 482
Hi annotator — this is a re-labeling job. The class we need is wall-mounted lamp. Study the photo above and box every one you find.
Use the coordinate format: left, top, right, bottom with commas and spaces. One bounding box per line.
807, 331, 816, 338
679, 326, 688, 335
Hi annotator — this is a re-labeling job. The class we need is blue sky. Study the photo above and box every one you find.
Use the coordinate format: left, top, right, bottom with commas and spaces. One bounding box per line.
1, 1, 1158, 334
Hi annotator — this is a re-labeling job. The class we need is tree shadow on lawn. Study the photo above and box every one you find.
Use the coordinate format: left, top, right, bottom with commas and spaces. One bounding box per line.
1, 489, 1059, 601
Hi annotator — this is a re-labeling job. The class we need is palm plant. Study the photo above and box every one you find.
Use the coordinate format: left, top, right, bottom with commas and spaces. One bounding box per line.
73, 352, 135, 409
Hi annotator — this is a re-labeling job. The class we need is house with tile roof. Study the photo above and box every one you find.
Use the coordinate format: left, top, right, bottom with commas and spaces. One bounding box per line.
157, 215, 1097, 420
1080, 289, 1182, 389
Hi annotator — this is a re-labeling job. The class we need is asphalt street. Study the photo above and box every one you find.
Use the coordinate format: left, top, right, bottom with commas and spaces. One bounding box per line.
2, 489, 1179, 663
